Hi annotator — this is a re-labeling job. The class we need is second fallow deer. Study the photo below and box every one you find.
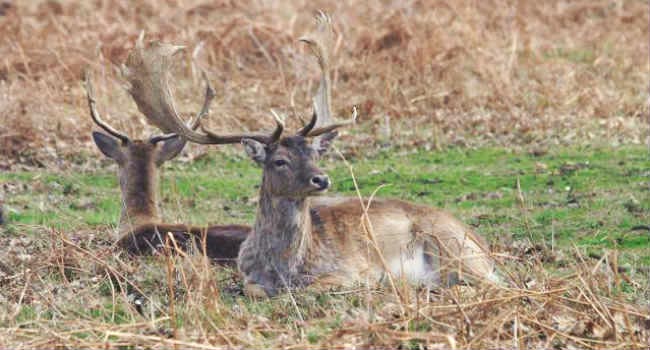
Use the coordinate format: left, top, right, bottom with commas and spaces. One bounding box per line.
84, 66, 248, 263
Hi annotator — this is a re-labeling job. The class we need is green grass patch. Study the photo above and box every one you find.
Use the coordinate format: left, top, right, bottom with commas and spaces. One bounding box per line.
1, 145, 648, 260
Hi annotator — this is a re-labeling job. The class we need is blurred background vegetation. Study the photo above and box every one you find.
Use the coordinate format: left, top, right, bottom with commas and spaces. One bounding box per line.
0, 0, 647, 168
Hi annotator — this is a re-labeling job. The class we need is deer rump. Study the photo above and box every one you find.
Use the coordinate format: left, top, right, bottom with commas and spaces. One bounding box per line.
118, 223, 249, 265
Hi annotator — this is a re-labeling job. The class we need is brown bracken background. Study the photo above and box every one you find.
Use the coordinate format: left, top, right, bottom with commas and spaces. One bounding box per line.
0, 0, 647, 167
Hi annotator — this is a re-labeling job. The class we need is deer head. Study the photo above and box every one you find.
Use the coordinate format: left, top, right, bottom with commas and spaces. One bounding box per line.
241, 110, 354, 198
133, 13, 355, 196
84, 67, 214, 228
242, 12, 355, 198
85, 69, 214, 170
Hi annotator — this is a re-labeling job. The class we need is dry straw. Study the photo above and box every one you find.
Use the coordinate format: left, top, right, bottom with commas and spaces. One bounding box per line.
0, 0, 647, 167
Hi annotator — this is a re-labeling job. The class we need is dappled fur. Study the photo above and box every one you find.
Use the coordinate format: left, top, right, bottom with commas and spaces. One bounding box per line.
238, 135, 501, 297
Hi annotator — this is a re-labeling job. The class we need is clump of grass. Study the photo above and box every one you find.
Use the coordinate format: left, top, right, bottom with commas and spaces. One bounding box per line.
0, 0, 647, 167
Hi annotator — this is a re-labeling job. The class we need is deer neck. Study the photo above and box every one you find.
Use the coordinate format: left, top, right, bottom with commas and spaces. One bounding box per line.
118, 162, 160, 233
253, 189, 313, 271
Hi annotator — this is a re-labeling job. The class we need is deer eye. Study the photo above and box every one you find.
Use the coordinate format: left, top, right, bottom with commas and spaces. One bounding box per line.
273, 159, 288, 167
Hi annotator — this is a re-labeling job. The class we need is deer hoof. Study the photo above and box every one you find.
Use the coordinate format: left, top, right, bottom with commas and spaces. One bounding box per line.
244, 283, 269, 299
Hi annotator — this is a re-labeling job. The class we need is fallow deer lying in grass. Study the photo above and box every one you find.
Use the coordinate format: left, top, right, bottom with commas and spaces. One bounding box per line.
235, 114, 501, 297
151, 13, 503, 296
84, 60, 248, 264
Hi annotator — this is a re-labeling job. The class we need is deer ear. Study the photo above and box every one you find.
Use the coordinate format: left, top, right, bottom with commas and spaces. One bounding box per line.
312, 131, 338, 155
242, 138, 267, 164
155, 136, 186, 165
92, 131, 124, 162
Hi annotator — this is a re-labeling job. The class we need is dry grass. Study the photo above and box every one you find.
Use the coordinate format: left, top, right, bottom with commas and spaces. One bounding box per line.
0, 0, 648, 167
0, 224, 648, 349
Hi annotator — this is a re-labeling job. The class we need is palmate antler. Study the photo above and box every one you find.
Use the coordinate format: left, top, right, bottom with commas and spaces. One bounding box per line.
121, 14, 354, 146
149, 71, 216, 143
84, 68, 210, 144
259, 11, 356, 142
299, 11, 334, 129
296, 11, 356, 138
121, 33, 281, 145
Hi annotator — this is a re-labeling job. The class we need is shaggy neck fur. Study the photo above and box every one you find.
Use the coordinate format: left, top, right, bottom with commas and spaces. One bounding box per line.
118, 160, 160, 233
258, 188, 312, 270
240, 177, 316, 293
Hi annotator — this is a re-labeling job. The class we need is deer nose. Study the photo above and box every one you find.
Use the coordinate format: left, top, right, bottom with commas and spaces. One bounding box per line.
310, 174, 330, 190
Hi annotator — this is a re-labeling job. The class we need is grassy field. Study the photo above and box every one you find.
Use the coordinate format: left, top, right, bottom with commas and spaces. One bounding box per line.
1, 144, 648, 348
3, 145, 649, 262
0, 0, 649, 348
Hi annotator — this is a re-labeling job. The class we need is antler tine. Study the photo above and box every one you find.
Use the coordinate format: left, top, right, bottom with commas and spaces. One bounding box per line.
297, 106, 317, 136
189, 70, 216, 129
269, 109, 285, 143
149, 70, 215, 144
124, 35, 280, 145
306, 105, 357, 137
197, 80, 284, 144
84, 71, 130, 144
299, 10, 334, 129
